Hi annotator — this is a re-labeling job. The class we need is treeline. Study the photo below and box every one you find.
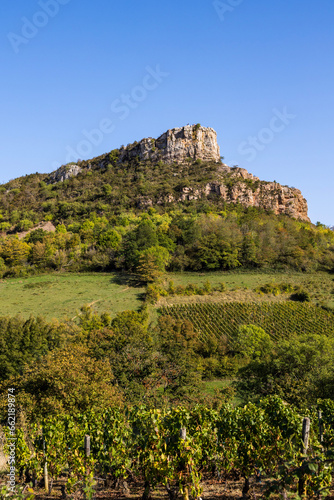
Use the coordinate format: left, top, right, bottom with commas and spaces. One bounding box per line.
1, 208, 334, 278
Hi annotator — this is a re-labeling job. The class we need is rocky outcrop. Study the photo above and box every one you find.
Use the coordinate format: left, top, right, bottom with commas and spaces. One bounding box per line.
45, 125, 309, 221
47, 164, 82, 184
118, 125, 220, 164
17, 221, 56, 240
157, 165, 310, 222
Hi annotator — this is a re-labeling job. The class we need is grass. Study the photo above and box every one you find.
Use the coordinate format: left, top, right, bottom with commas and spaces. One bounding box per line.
204, 378, 243, 406
204, 378, 233, 395
163, 270, 334, 307
0, 273, 145, 320
0, 270, 333, 320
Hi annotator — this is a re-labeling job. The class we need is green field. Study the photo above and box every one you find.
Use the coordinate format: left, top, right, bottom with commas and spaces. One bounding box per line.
0, 273, 145, 320
165, 270, 334, 307
0, 270, 333, 320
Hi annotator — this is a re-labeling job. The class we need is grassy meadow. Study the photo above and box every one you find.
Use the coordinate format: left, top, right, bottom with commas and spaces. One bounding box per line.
0, 270, 333, 320
0, 273, 145, 320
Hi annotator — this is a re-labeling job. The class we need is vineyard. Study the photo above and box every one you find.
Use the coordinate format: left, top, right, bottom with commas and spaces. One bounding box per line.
2, 397, 334, 499
159, 302, 334, 343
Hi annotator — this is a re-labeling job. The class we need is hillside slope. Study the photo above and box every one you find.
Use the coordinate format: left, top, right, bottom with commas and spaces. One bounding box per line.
0, 125, 333, 279
0, 124, 309, 225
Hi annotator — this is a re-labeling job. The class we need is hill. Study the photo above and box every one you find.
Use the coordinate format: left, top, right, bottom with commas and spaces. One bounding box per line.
1, 128, 334, 500
1, 124, 308, 222
0, 124, 333, 279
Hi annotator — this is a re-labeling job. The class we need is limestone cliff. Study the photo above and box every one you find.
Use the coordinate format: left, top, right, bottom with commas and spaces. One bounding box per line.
118, 125, 220, 164
46, 125, 309, 221
170, 166, 310, 222
48, 163, 81, 183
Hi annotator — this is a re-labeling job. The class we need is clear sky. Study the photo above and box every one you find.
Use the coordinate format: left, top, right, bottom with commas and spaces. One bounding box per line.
1, 0, 333, 224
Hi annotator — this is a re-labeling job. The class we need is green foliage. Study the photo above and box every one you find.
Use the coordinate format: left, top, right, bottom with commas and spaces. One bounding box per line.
16, 219, 34, 231
0, 315, 65, 381
0, 222, 11, 232
97, 228, 121, 250
0, 238, 31, 267
137, 245, 171, 283
3, 344, 123, 422
7, 396, 334, 500
234, 324, 274, 359
256, 281, 297, 296
145, 280, 227, 304
56, 223, 67, 234
236, 333, 334, 407
0, 484, 35, 499
0, 154, 333, 277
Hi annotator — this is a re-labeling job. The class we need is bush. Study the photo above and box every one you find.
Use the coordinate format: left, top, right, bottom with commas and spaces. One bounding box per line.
256, 282, 296, 296
217, 282, 227, 292
234, 324, 274, 359
145, 284, 161, 304
16, 219, 34, 231
0, 222, 11, 232
203, 280, 212, 294
290, 291, 310, 302
0, 256, 5, 277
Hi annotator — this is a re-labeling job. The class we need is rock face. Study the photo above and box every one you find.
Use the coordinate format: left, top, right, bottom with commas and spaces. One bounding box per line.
157, 165, 310, 222
118, 125, 220, 164
47, 164, 82, 184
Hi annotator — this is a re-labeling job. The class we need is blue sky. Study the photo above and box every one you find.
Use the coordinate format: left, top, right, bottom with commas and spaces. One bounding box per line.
1, 0, 333, 224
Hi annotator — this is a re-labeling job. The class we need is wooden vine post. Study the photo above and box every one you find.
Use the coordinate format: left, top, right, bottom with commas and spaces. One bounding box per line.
318, 410, 324, 446
298, 417, 310, 498
84, 434, 91, 457
42, 434, 48, 494
180, 427, 189, 500
83, 435, 91, 500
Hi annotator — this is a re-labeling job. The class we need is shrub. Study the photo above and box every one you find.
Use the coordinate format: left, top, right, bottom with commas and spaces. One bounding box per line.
234, 324, 274, 359
203, 280, 212, 294
0, 222, 11, 232
217, 282, 227, 292
0, 256, 5, 277
145, 284, 161, 304
256, 282, 296, 296
290, 291, 310, 302
56, 223, 67, 234
16, 219, 33, 232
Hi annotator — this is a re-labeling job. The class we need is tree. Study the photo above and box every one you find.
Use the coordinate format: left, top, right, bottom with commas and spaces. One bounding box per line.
3, 344, 123, 422
155, 316, 203, 402
0, 238, 31, 266
97, 228, 121, 250
137, 245, 171, 283
234, 324, 273, 359
236, 333, 334, 407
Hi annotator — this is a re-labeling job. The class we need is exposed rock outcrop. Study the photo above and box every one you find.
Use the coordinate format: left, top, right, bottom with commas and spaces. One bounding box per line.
118, 125, 220, 164
157, 165, 310, 222
45, 125, 309, 221
17, 221, 56, 240
47, 164, 82, 184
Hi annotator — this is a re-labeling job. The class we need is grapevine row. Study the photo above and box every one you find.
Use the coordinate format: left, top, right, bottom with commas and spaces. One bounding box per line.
159, 302, 334, 342
5, 397, 334, 499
